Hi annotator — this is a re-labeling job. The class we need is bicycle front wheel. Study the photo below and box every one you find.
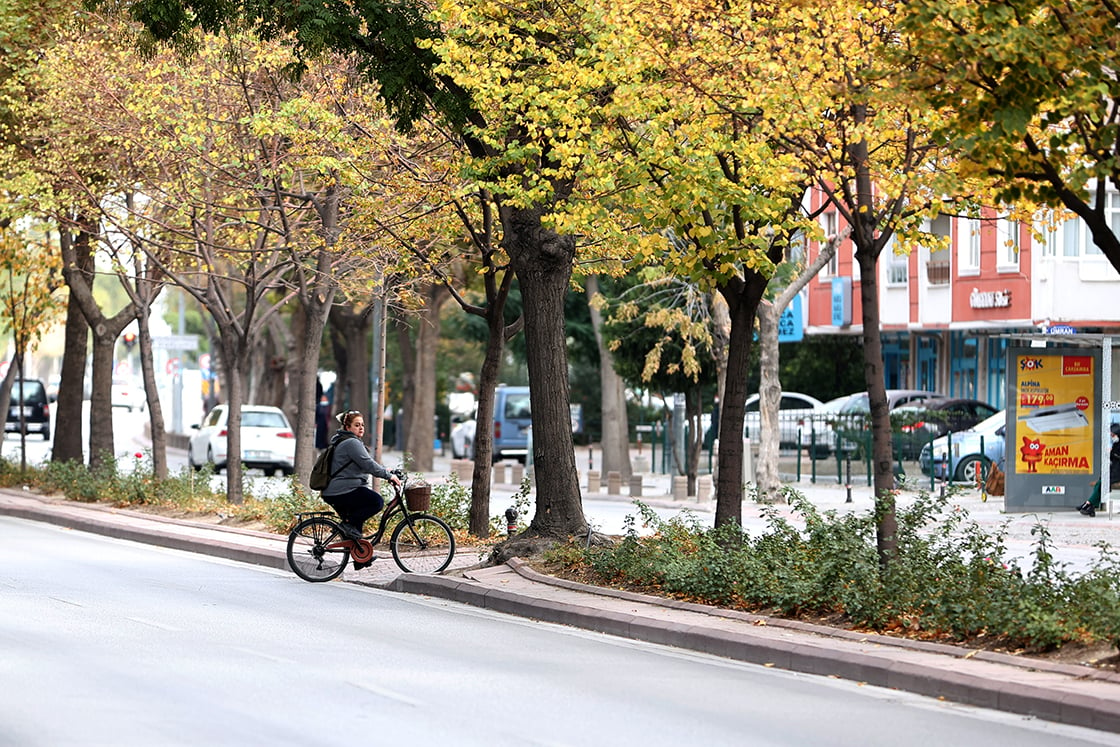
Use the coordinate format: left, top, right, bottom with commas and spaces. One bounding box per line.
287, 517, 351, 582
390, 514, 455, 574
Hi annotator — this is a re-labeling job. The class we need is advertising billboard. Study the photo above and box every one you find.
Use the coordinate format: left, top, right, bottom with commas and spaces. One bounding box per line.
1005, 347, 1101, 511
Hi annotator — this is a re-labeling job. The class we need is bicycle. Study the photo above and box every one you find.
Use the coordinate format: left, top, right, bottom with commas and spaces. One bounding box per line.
286, 468, 456, 582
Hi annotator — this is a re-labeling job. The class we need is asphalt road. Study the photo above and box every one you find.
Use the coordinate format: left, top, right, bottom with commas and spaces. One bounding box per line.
4, 519, 1119, 747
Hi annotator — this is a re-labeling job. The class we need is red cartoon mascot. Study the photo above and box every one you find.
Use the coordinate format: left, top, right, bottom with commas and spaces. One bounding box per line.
1020, 436, 1045, 473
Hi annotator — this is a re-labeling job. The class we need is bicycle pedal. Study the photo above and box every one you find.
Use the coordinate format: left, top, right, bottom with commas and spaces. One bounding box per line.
350, 539, 375, 563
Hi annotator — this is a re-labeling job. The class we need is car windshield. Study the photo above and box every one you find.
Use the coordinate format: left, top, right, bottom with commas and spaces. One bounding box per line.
819, 396, 851, 413
973, 411, 1006, 432
243, 411, 288, 428
12, 381, 45, 400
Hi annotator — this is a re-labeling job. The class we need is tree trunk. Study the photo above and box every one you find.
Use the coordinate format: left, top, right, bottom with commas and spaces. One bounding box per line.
506, 206, 587, 538
858, 246, 897, 566
87, 332, 118, 468
136, 302, 168, 479
293, 291, 335, 486
469, 325, 505, 536
60, 215, 137, 472
218, 333, 247, 504
0, 356, 22, 471
713, 270, 772, 528
686, 386, 702, 496
710, 292, 731, 442
848, 130, 897, 568
753, 230, 844, 503
53, 224, 92, 465
329, 303, 373, 445
464, 264, 520, 539
755, 301, 782, 502
586, 275, 631, 480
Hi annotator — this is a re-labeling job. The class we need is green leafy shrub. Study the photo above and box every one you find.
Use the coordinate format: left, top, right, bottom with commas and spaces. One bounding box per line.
258, 477, 331, 533
430, 473, 471, 531
578, 490, 1120, 652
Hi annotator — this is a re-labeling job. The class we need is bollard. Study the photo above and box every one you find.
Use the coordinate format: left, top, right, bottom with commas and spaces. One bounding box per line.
697, 474, 713, 502
493, 462, 507, 485
510, 462, 524, 484
607, 470, 622, 495
672, 475, 688, 502
504, 507, 518, 536
587, 469, 601, 493
629, 474, 643, 497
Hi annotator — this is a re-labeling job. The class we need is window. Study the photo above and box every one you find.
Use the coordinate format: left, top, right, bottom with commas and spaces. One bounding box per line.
921, 214, 951, 284
1096, 191, 1120, 256
996, 217, 1020, 271
886, 237, 908, 286
1041, 214, 1081, 257
505, 394, 531, 419
927, 259, 951, 285
958, 218, 981, 274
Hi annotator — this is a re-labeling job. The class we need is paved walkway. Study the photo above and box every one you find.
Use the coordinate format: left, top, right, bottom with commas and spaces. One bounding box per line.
4, 482, 1120, 735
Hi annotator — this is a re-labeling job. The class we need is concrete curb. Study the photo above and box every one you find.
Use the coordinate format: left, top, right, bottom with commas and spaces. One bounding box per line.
392, 561, 1120, 733
0, 494, 289, 571
503, 557, 1120, 685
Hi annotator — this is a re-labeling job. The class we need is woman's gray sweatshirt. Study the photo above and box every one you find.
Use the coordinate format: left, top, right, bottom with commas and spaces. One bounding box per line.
321, 430, 393, 497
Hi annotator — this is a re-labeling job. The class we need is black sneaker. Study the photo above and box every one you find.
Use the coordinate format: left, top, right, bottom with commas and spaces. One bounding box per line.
1078, 501, 1096, 517
340, 523, 364, 540
353, 558, 375, 571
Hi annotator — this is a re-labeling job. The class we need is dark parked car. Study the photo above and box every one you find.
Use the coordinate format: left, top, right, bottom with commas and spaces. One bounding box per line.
5, 378, 51, 440
892, 398, 999, 460
827, 389, 945, 458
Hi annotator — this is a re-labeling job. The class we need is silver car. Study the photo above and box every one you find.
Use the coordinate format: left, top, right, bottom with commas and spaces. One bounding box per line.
919, 410, 1006, 482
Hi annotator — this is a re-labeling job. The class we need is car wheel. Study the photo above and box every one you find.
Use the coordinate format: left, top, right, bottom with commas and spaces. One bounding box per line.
281, 467, 294, 477
955, 455, 988, 484
264, 467, 277, 477
207, 446, 222, 474
43, 429, 50, 441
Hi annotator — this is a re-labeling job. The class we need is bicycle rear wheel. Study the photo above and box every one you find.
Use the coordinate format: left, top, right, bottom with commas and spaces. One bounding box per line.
390, 514, 455, 574
287, 516, 352, 582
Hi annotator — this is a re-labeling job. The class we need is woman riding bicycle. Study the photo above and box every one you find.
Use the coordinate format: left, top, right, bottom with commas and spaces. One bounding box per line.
321, 410, 401, 565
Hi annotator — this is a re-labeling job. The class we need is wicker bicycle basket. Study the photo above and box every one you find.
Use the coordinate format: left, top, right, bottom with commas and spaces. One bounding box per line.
404, 484, 431, 512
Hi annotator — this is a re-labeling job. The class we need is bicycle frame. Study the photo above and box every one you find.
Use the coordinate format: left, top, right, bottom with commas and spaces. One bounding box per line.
287, 471, 455, 580
295, 476, 420, 547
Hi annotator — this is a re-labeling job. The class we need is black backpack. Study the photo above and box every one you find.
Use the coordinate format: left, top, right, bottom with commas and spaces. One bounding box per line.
309, 438, 351, 491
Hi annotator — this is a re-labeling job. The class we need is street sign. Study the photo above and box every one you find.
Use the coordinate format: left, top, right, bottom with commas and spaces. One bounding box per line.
152, 334, 200, 351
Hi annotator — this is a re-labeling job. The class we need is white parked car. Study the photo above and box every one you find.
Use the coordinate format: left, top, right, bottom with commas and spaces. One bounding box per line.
798, 394, 856, 457
188, 404, 296, 476
111, 377, 145, 412
743, 391, 824, 449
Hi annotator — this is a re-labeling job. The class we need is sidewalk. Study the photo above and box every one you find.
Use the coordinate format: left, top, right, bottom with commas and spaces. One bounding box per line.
4, 483, 1120, 734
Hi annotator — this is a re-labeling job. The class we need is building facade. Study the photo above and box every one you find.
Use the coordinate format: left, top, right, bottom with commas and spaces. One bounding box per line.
801, 197, 1120, 408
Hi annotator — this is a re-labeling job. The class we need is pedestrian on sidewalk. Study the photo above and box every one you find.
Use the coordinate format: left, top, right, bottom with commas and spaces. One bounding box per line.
1079, 423, 1120, 516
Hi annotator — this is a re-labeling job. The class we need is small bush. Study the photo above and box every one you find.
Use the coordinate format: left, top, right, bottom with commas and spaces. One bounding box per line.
430, 473, 471, 531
